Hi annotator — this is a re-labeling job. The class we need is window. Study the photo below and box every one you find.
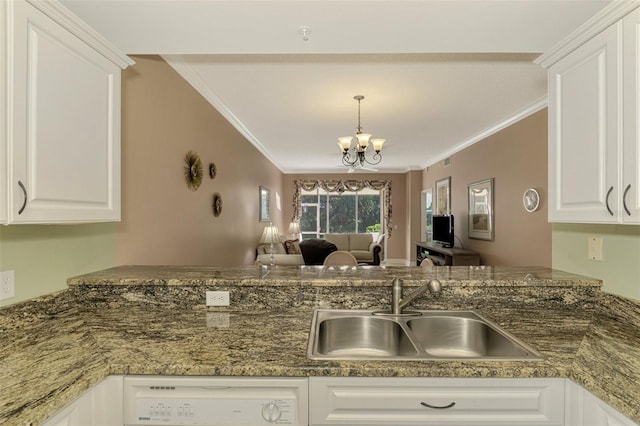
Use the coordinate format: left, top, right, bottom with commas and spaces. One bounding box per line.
300, 187, 382, 240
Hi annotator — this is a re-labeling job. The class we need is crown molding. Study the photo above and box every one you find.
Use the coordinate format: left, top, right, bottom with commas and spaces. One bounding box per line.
161, 55, 286, 174
535, 0, 640, 68
26, 0, 134, 69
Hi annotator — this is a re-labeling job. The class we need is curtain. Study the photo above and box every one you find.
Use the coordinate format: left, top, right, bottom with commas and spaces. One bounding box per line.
292, 179, 393, 238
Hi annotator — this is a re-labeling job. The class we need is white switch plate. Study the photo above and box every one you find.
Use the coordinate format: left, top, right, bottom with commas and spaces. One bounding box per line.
0, 270, 16, 300
588, 237, 603, 261
206, 290, 230, 306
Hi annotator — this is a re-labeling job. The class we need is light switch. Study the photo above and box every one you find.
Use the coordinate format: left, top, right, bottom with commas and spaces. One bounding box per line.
588, 237, 603, 261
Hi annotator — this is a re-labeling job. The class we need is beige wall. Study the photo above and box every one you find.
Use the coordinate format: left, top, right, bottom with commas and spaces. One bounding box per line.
406, 170, 424, 263
281, 173, 407, 261
117, 56, 284, 266
422, 109, 551, 266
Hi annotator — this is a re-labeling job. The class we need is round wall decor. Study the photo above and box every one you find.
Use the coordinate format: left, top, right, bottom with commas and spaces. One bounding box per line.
183, 151, 203, 191
209, 162, 217, 179
212, 192, 223, 217
523, 188, 540, 212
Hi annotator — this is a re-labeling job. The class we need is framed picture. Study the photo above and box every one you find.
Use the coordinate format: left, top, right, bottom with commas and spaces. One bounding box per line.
435, 177, 451, 215
259, 186, 271, 222
468, 178, 494, 241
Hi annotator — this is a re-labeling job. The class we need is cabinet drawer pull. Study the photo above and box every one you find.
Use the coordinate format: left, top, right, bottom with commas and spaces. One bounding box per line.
17, 180, 27, 215
605, 186, 614, 216
623, 184, 632, 216
420, 401, 456, 409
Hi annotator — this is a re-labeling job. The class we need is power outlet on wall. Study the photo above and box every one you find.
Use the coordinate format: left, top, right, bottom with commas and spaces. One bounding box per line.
0, 270, 16, 301
206, 290, 230, 307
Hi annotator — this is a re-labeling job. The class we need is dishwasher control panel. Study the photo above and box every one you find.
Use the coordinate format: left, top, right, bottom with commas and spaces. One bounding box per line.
124, 376, 308, 426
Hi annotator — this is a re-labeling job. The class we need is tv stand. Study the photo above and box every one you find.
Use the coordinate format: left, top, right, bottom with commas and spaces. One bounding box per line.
416, 242, 480, 266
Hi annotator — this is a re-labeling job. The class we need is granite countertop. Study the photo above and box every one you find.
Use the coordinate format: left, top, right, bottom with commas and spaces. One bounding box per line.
1, 265, 639, 425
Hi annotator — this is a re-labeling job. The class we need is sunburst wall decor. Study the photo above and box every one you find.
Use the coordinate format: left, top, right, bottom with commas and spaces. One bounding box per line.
212, 192, 223, 217
209, 162, 217, 179
183, 151, 203, 191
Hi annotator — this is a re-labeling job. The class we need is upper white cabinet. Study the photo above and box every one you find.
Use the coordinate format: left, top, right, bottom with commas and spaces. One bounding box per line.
539, 3, 640, 224
1, 0, 133, 224
623, 9, 640, 224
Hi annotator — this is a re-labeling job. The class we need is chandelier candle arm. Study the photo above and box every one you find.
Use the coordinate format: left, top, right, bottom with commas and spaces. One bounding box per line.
337, 95, 385, 168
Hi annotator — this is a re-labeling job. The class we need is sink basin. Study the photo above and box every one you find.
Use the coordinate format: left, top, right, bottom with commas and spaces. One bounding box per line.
307, 310, 543, 361
316, 316, 418, 357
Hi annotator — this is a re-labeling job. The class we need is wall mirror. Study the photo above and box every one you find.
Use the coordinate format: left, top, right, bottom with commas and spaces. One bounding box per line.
259, 186, 271, 222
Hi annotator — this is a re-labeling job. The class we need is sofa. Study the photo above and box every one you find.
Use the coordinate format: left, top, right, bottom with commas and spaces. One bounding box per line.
255, 236, 304, 266
255, 237, 338, 266
323, 233, 384, 265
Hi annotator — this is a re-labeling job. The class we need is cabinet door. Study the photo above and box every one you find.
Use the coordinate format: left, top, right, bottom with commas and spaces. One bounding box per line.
8, 1, 121, 223
310, 377, 565, 425
548, 23, 621, 223
41, 376, 123, 426
0, 1, 7, 224
565, 380, 638, 426
622, 9, 640, 223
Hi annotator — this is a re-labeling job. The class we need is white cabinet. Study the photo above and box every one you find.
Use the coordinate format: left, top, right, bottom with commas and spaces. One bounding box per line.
309, 377, 565, 426
622, 9, 640, 223
1, 0, 132, 224
41, 376, 124, 426
565, 379, 638, 426
542, 4, 640, 224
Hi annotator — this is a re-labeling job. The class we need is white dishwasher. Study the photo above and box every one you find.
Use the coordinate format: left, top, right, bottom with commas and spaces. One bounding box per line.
123, 376, 308, 426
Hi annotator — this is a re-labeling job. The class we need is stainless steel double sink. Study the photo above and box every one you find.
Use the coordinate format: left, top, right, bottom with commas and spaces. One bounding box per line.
307, 309, 543, 361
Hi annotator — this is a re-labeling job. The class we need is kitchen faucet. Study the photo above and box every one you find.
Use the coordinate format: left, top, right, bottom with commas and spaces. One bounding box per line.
390, 277, 442, 314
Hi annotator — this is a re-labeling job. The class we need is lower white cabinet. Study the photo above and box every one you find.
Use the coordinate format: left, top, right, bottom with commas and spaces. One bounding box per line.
565, 379, 638, 426
309, 377, 565, 426
38, 376, 639, 426
41, 376, 123, 426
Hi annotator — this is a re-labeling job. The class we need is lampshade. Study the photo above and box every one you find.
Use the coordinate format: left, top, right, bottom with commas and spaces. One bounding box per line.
259, 224, 280, 244
288, 222, 301, 234
337, 137, 353, 153
356, 133, 371, 149
371, 138, 385, 152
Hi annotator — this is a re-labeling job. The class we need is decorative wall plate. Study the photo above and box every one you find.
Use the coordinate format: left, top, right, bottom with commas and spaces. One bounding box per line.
183, 151, 203, 191
523, 188, 540, 212
212, 192, 222, 217
209, 162, 217, 179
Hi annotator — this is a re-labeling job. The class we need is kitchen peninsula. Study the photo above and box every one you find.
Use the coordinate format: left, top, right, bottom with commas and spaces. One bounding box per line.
1, 265, 639, 425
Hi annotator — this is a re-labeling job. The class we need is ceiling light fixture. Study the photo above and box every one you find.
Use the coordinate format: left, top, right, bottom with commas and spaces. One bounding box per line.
337, 95, 385, 168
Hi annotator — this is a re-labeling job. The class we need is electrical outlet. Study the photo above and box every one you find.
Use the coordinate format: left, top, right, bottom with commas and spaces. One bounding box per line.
206, 290, 230, 307
0, 270, 16, 300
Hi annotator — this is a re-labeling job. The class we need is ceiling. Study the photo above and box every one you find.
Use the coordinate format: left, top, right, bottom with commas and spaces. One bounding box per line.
61, 0, 610, 174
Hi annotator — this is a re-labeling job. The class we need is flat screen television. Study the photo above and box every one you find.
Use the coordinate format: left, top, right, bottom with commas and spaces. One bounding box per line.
432, 215, 454, 248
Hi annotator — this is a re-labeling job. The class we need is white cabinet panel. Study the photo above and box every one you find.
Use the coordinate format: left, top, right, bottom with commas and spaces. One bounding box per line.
309, 377, 565, 426
547, 22, 620, 223
2, 0, 131, 224
0, 1, 8, 224
545, 5, 640, 224
42, 376, 124, 426
623, 9, 640, 223
565, 380, 638, 426
8, 0, 121, 223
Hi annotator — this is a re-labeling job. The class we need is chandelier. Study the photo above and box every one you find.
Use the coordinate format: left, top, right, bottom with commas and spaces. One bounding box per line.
337, 95, 385, 168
